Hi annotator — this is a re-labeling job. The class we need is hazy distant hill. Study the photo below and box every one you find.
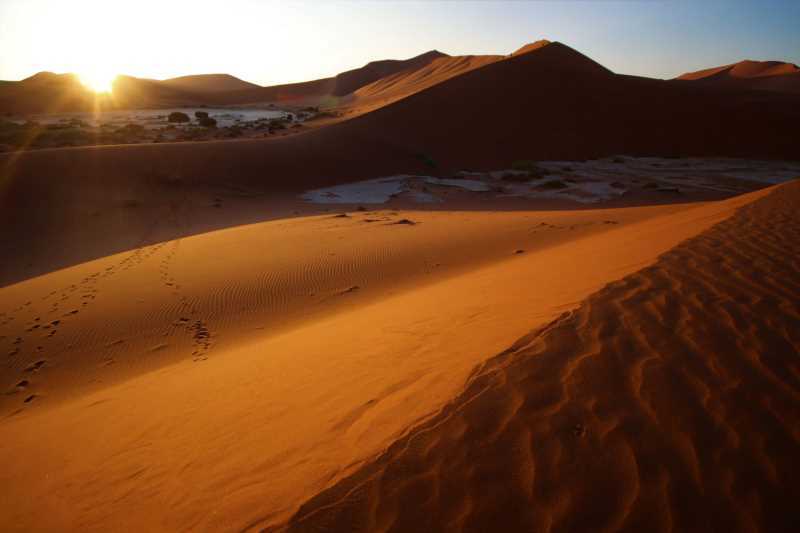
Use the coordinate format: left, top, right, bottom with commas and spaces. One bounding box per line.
162, 74, 261, 93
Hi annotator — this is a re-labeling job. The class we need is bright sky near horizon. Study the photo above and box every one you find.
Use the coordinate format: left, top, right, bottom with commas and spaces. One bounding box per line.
1, 0, 798, 89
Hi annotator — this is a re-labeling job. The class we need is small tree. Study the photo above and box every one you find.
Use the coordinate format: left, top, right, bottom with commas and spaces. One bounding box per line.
195, 111, 209, 119
198, 117, 217, 128
168, 112, 190, 123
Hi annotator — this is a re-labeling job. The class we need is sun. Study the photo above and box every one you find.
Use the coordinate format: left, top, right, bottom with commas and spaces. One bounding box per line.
79, 70, 117, 93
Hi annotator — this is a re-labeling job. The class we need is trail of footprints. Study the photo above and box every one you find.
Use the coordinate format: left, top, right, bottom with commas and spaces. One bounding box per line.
0, 239, 191, 407
158, 239, 215, 362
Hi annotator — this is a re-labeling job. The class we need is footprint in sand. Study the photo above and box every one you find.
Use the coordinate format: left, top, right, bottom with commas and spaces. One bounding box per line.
24, 360, 46, 373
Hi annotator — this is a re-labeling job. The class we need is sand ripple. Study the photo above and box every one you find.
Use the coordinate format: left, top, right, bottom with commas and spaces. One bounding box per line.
286, 182, 800, 532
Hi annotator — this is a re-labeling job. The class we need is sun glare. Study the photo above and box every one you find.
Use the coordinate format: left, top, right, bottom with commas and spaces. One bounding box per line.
80, 71, 116, 93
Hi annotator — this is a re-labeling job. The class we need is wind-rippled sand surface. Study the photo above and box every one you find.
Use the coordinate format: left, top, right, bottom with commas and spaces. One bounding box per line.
286, 182, 800, 533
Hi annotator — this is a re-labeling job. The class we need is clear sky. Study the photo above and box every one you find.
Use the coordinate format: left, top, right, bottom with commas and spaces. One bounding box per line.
1, 0, 798, 89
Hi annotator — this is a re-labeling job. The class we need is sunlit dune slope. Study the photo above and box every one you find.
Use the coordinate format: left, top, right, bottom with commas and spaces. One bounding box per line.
285, 180, 800, 533
0, 188, 765, 532
344, 54, 503, 113
677, 59, 800, 93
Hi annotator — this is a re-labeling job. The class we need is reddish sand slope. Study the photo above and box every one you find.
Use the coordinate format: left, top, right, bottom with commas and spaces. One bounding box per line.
0, 188, 764, 531
344, 54, 503, 114
285, 181, 800, 533
677, 60, 800, 93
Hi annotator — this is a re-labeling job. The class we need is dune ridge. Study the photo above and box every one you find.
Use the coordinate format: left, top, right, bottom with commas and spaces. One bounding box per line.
285, 181, 800, 533
676, 60, 800, 93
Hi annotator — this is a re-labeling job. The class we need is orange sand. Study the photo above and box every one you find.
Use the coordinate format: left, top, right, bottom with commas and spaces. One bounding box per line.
0, 185, 776, 531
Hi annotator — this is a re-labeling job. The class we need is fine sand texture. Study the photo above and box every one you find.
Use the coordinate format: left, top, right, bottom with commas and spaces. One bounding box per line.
0, 181, 776, 531
285, 181, 800, 533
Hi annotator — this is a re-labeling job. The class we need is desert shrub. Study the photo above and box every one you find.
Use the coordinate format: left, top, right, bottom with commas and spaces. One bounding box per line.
417, 153, 438, 170
268, 118, 287, 130
198, 117, 217, 128
168, 112, 190, 123
285, 113, 294, 121
195, 111, 209, 119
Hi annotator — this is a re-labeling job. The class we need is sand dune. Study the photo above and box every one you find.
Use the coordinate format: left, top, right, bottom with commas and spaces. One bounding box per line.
332, 41, 800, 166
343, 54, 503, 115
161, 74, 261, 93
677, 60, 800, 93
0, 184, 765, 531
0, 72, 100, 114
285, 180, 800, 533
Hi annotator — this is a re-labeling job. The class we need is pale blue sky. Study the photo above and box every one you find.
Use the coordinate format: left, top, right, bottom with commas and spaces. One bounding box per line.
1, 0, 798, 86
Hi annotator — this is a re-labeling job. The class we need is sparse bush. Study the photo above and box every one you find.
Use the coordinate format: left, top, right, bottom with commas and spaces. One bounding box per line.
268, 118, 287, 130
168, 112, 190, 123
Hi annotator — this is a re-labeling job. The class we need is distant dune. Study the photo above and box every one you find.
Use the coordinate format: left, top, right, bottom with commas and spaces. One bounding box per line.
161, 73, 261, 93
0, 72, 97, 113
3, 41, 799, 285
332, 41, 799, 166
2, 42, 799, 113
347, 53, 503, 112
204, 49, 450, 106
677, 59, 800, 93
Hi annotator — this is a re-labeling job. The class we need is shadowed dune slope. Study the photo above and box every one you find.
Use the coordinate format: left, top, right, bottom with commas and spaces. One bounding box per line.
0, 132, 423, 286
332, 42, 800, 166
286, 181, 800, 533
676, 60, 800, 93
0, 72, 98, 113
